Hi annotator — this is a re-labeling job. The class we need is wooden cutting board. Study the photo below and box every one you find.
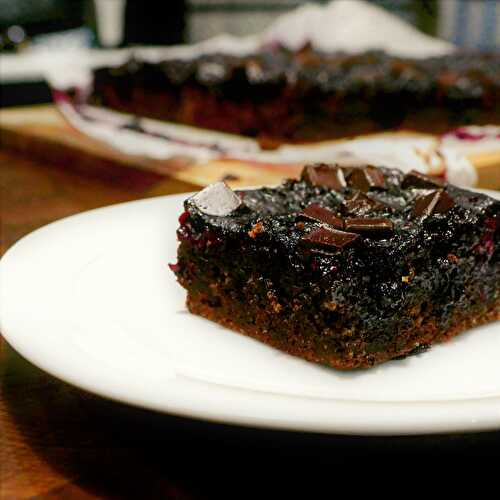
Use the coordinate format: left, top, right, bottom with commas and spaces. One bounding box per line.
1, 104, 499, 192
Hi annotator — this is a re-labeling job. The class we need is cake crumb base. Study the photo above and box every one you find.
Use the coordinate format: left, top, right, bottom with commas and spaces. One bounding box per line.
186, 293, 500, 370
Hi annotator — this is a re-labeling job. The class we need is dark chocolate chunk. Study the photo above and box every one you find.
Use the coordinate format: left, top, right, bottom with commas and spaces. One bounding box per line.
347, 166, 386, 192
433, 191, 455, 213
301, 227, 360, 250
196, 55, 237, 85
302, 164, 347, 191
299, 204, 344, 230
340, 191, 386, 216
245, 53, 286, 84
344, 217, 394, 237
161, 59, 196, 85
402, 170, 445, 189
413, 189, 455, 217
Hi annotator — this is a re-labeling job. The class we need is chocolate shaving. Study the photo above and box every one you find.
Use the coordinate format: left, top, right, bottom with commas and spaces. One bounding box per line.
301, 227, 360, 250
340, 191, 386, 216
302, 164, 347, 191
413, 189, 455, 217
347, 166, 386, 192
402, 170, 445, 189
344, 217, 394, 237
298, 204, 344, 230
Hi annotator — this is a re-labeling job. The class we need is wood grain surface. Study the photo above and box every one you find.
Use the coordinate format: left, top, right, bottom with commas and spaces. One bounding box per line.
0, 105, 301, 191
1, 150, 500, 499
1, 105, 499, 191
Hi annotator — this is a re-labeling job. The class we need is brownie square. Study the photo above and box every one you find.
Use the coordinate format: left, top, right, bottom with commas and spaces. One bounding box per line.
89, 50, 500, 143
171, 164, 499, 369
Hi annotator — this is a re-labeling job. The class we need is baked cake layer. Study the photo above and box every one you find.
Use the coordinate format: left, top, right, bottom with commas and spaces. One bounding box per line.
89, 48, 500, 144
171, 165, 500, 369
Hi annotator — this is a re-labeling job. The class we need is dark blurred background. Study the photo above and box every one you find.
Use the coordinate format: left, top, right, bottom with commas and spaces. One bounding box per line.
1, 0, 499, 107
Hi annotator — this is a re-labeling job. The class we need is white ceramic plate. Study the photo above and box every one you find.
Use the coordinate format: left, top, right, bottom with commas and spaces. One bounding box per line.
1, 191, 500, 436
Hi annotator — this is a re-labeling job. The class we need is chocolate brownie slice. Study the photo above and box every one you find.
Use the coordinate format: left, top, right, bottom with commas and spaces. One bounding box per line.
90, 49, 500, 143
171, 165, 500, 369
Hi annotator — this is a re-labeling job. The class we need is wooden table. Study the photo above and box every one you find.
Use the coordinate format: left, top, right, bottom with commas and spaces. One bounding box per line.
2, 105, 500, 191
1, 150, 500, 499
